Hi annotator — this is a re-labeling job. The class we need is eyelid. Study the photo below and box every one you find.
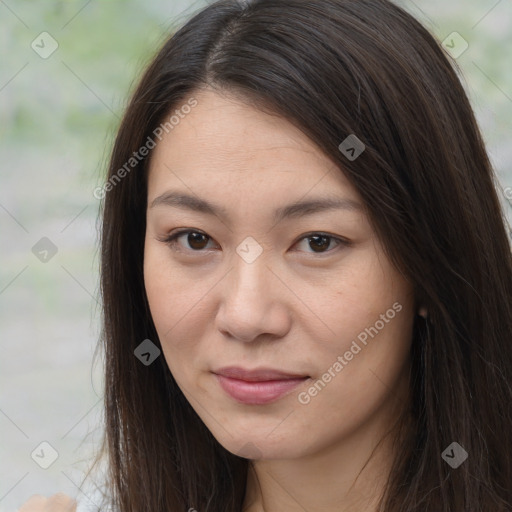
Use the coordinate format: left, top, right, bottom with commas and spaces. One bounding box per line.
158, 228, 350, 255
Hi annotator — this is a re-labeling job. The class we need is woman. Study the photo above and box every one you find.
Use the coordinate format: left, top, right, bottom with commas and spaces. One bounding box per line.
19, 0, 512, 510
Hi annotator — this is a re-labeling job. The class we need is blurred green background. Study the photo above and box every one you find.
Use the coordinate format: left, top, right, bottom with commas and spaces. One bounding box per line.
1, 1, 511, 511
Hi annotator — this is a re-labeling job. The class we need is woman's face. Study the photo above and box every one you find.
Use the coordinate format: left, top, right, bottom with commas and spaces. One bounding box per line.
144, 88, 416, 460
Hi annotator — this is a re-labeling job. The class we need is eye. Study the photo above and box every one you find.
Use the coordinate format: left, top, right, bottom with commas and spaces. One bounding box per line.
293, 232, 347, 254
159, 229, 349, 256
159, 229, 217, 253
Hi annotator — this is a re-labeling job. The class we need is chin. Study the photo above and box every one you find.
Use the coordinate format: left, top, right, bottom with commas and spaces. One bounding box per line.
212, 429, 303, 460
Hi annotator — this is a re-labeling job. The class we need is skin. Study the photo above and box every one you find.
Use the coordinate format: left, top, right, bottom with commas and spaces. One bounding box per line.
18, 88, 421, 512
143, 88, 420, 512
18, 493, 77, 511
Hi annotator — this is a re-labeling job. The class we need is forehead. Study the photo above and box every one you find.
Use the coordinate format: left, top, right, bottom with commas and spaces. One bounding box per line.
147, 88, 360, 205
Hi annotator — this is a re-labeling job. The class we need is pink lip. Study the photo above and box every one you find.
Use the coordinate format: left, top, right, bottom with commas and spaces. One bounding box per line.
213, 366, 310, 405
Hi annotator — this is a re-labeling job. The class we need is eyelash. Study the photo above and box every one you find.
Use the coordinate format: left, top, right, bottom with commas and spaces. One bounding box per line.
158, 229, 350, 256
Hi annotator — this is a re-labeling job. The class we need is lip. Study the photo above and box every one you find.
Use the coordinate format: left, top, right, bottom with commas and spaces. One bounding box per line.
214, 366, 309, 381
213, 366, 310, 405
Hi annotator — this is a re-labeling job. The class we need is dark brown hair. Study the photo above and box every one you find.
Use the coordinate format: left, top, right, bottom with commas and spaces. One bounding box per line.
83, 0, 512, 510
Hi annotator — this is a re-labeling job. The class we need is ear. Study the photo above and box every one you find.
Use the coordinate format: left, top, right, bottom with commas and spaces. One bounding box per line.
417, 306, 428, 319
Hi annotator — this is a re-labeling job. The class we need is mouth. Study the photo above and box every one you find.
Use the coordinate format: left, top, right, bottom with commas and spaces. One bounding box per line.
212, 366, 311, 405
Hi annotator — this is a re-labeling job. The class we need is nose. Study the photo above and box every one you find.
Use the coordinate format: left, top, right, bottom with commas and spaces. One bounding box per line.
215, 252, 292, 343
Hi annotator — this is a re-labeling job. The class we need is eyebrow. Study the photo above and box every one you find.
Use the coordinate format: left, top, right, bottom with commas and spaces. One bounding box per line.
149, 191, 363, 224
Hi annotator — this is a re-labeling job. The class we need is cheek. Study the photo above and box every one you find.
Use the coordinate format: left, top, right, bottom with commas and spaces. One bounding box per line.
299, 249, 411, 347
293, 305, 414, 452
299, 252, 415, 403
144, 238, 204, 325
308, 298, 413, 395
143, 242, 208, 367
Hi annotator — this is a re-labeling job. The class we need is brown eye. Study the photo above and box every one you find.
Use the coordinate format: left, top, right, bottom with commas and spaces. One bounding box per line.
162, 230, 215, 252
308, 235, 332, 252
295, 233, 345, 254
160, 230, 348, 256
186, 232, 210, 250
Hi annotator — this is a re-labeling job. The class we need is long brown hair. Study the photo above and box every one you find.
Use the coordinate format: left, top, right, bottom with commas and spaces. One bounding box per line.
83, 0, 512, 510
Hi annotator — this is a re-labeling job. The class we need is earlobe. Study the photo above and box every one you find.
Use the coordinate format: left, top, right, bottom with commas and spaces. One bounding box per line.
417, 306, 428, 319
